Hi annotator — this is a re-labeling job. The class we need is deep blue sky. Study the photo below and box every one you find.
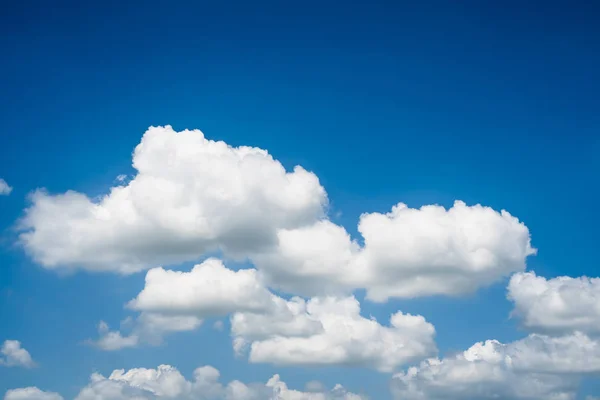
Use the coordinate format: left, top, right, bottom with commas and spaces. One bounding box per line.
1, 1, 599, 399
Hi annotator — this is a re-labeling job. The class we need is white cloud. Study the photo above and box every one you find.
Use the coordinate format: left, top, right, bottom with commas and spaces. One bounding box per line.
253, 201, 535, 301
90, 321, 139, 351
19, 126, 327, 274
0, 340, 36, 368
233, 296, 436, 372
508, 271, 600, 335
89, 314, 202, 351
17, 126, 535, 299
96, 260, 435, 372
73, 364, 366, 400
0, 179, 12, 196
390, 332, 600, 400
127, 259, 275, 316
4, 387, 63, 400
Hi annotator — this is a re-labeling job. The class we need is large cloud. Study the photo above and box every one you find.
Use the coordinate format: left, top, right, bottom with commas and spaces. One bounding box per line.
253, 201, 536, 301
508, 271, 600, 335
390, 332, 600, 400
4, 387, 63, 400
70, 364, 365, 400
232, 296, 437, 372
17, 126, 535, 299
18, 126, 327, 274
0, 340, 36, 368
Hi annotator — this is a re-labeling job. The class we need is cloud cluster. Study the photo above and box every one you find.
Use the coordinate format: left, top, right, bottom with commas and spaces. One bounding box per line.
18, 126, 535, 301
233, 296, 436, 372
391, 269, 600, 399
91, 259, 436, 371
0, 340, 36, 368
391, 335, 585, 400
2, 364, 363, 400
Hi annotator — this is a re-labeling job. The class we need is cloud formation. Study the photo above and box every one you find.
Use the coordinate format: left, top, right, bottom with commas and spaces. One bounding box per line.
69, 364, 366, 400
18, 126, 535, 300
0, 340, 36, 368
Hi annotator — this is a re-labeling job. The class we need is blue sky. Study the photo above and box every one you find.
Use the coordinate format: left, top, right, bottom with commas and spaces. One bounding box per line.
1, 1, 599, 399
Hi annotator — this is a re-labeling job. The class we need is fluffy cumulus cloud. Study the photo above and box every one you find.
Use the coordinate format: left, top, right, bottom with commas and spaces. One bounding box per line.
127, 259, 275, 317
69, 364, 365, 400
0, 340, 36, 368
4, 387, 63, 400
390, 332, 600, 400
232, 296, 437, 372
93, 259, 435, 372
253, 201, 535, 301
0, 178, 12, 196
18, 126, 327, 274
17, 126, 536, 300
508, 271, 600, 335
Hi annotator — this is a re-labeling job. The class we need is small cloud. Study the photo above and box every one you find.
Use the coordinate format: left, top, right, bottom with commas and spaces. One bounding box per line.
213, 320, 224, 331
0, 178, 12, 196
115, 174, 127, 183
0, 340, 36, 368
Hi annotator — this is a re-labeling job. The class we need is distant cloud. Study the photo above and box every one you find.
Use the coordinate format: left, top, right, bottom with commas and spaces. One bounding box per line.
391, 332, 594, 399
0, 340, 36, 368
4, 387, 63, 400
0, 178, 12, 196
69, 364, 366, 400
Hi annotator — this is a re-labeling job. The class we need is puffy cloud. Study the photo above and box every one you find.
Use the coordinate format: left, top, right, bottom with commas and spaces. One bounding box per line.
17, 125, 535, 299
89, 314, 202, 351
73, 364, 366, 400
0, 179, 12, 196
90, 321, 139, 351
19, 126, 327, 274
391, 331, 600, 400
508, 271, 600, 335
4, 388, 63, 400
127, 259, 275, 316
233, 296, 436, 372
253, 201, 535, 301
0, 340, 36, 368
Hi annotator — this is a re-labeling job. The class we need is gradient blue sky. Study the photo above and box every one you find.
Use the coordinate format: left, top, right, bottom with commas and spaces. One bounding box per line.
1, 1, 599, 399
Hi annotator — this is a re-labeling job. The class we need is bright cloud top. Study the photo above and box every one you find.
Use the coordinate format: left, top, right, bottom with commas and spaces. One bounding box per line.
18, 126, 535, 300
18, 126, 327, 274
68, 364, 366, 400
0, 178, 12, 196
0, 340, 36, 368
508, 271, 600, 335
